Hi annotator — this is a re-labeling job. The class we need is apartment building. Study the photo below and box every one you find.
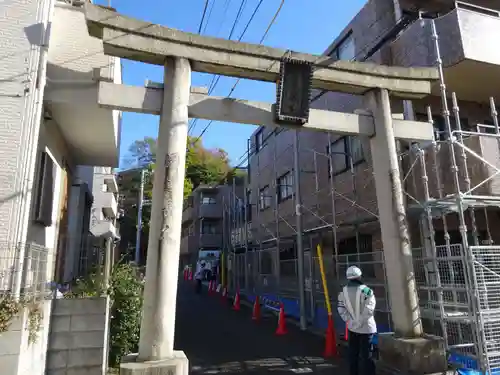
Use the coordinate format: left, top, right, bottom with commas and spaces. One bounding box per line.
76, 166, 120, 277
238, 0, 500, 341
181, 183, 245, 268
0, 0, 121, 373
247, 0, 500, 254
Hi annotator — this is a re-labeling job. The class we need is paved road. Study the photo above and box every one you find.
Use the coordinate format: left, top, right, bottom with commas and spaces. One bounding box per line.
174, 282, 347, 375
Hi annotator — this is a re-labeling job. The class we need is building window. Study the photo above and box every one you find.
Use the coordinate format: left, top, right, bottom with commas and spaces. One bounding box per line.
277, 172, 294, 202
34, 151, 55, 227
416, 113, 470, 140
327, 137, 348, 176
201, 192, 217, 205
338, 235, 375, 277
327, 136, 365, 177
329, 32, 355, 61
259, 185, 271, 210
201, 220, 218, 235
255, 128, 264, 152
349, 136, 364, 164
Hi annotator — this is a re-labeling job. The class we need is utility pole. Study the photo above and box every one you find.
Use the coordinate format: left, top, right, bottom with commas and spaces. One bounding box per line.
135, 168, 145, 265
293, 129, 307, 330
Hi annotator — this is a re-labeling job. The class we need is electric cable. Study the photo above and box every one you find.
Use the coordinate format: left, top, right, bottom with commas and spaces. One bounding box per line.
193, 0, 284, 142
198, 0, 210, 34
190, 0, 265, 135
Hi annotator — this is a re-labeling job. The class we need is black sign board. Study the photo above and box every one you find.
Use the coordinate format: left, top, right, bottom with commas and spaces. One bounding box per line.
275, 58, 313, 125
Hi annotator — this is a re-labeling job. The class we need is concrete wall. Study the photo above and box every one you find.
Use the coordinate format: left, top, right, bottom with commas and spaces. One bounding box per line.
47, 297, 110, 375
0, 299, 57, 375
47, 1, 121, 166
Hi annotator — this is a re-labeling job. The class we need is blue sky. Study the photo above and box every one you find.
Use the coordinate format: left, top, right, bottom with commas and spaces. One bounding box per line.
103, 0, 367, 167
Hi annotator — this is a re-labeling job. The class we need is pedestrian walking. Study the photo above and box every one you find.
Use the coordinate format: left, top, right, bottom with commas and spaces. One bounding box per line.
337, 266, 377, 375
194, 261, 206, 294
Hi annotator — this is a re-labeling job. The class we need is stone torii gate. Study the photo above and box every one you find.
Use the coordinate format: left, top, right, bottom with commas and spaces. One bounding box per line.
85, 4, 445, 375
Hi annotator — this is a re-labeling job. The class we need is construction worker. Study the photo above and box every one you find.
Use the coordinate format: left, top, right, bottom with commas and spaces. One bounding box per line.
337, 265, 376, 375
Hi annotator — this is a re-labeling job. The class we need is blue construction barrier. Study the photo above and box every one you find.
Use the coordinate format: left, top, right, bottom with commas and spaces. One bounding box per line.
244, 292, 390, 345
227, 290, 499, 374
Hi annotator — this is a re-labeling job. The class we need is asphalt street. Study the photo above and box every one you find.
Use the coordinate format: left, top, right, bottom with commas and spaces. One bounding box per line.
174, 282, 347, 375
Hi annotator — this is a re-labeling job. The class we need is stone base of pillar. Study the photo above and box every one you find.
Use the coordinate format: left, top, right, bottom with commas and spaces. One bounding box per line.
377, 333, 447, 375
119, 351, 189, 375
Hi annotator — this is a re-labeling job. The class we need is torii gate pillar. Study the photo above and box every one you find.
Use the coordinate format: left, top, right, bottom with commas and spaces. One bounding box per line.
121, 57, 191, 375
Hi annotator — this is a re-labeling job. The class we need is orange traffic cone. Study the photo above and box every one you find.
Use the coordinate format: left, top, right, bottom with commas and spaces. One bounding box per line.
208, 280, 213, 295
275, 303, 287, 335
345, 322, 349, 341
188, 270, 193, 280
323, 315, 339, 358
233, 290, 241, 311
252, 296, 261, 321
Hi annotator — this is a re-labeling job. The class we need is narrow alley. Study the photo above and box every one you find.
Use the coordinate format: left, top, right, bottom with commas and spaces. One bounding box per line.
174, 282, 345, 375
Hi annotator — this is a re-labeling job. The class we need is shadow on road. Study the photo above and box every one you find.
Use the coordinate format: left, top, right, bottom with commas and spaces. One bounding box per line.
174, 282, 345, 375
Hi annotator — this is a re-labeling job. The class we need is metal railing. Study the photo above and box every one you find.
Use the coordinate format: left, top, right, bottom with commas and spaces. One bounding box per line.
77, 237, 106, 281
0, 242, 51, 298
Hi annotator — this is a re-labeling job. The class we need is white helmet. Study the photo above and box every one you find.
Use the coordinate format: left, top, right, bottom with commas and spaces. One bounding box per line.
346, 266, 362, 280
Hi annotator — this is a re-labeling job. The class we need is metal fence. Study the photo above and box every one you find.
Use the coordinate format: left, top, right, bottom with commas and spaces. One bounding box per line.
229, 244, 393, 331
412, 244, 478, 358
77, 238, 106, 280
0, 242, 51, 298
412, 243, 500, 373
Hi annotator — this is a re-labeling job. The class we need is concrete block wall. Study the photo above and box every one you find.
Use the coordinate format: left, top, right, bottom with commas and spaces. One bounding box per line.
47, 297, 110, 375
0, 299, 53, 375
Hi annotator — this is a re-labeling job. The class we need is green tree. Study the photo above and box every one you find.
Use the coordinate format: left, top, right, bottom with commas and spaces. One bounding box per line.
108, 263, 143, 367
126, 135, 232, 197
117, 136, 233, 263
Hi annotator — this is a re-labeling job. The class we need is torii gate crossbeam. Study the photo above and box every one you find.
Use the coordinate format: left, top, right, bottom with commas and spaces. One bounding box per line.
85, 4, 447, 375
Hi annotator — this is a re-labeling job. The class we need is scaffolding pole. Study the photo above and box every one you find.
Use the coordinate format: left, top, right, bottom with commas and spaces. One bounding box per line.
293, 129, 307, 330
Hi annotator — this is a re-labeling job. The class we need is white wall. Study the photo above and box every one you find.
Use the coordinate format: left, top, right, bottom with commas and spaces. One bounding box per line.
0, 70, 82, 375
0, 0, 53, 248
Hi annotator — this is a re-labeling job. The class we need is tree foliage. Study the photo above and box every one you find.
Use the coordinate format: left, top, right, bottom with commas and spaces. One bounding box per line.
108, 263, 143, 367
117, 136, 237, 263
125, 136, 234, 200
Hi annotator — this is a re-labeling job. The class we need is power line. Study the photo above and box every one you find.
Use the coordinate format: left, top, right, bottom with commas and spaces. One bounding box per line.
201, 0, 218, 34
190, 0, 256, 135
198, 0, 210, 34
206, 0, 248, 94
193, 0, 285, 142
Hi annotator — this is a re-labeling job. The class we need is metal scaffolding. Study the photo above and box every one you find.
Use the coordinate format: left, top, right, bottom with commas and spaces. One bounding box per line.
223, 16, 500, 374
398, 19, 500, 374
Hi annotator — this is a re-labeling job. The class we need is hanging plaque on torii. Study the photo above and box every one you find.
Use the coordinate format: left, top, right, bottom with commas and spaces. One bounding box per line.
275, 57, 313, 125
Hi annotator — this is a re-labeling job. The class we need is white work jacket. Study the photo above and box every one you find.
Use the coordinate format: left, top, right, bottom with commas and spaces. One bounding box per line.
337, 281, 377, 334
